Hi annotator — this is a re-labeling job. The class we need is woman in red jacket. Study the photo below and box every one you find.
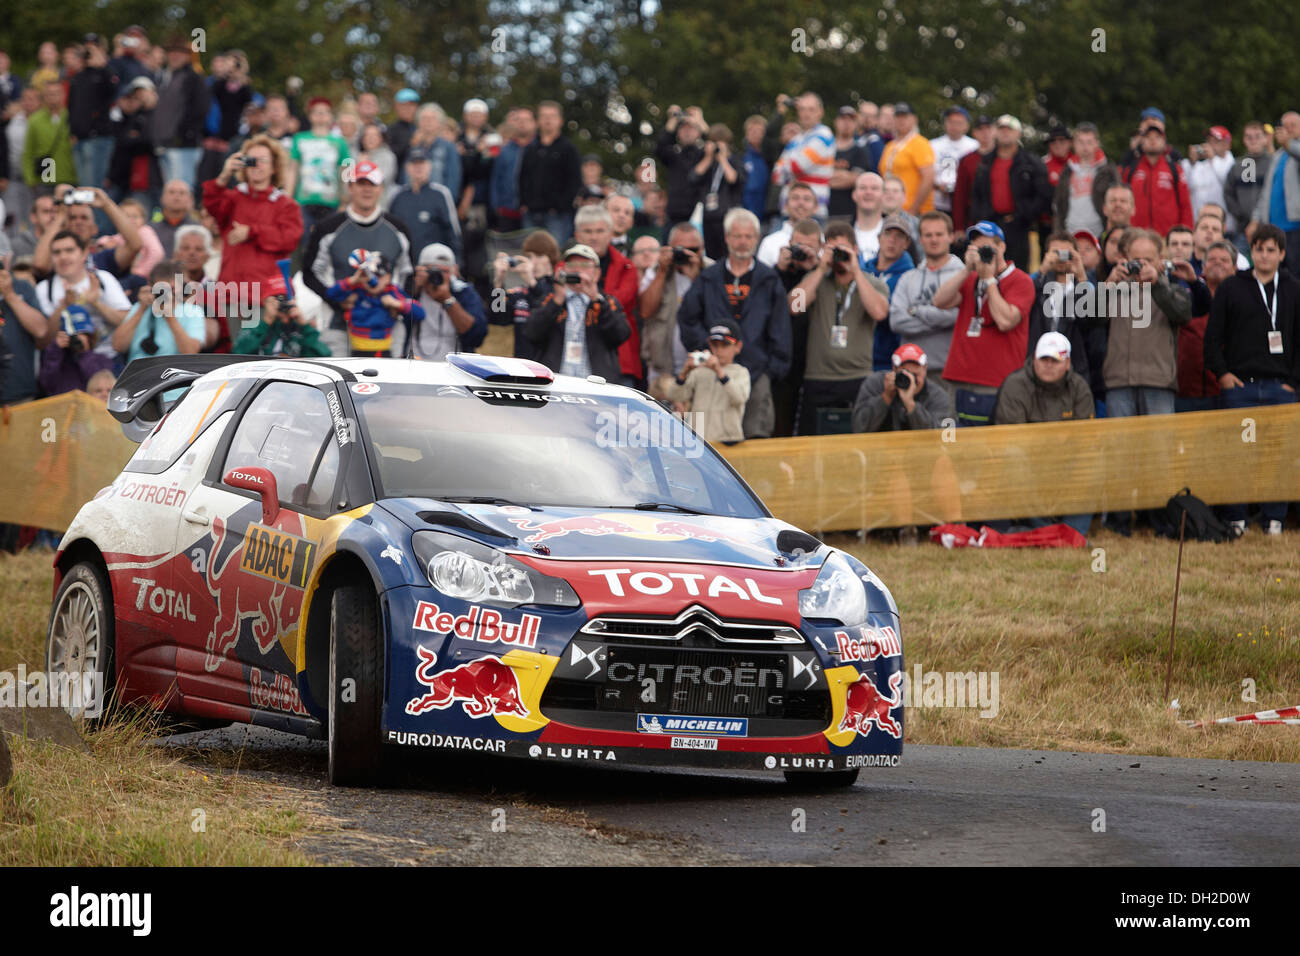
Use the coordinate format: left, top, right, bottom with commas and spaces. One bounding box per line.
202, 134, 303, 347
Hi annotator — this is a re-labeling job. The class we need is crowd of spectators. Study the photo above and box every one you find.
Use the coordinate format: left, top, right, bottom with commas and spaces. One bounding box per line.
0, 30, 1296, 541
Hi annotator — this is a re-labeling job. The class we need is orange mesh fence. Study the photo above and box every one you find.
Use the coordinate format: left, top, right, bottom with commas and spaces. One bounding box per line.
717, 405, 1300, 533
0, 392, 137, 531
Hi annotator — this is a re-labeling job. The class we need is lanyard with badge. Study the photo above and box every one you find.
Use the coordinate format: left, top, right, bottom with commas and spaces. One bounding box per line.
830, 283, 855, 349
564, 292, 588, 367
704, 163, 725, 213
1259, 278, 1284, 354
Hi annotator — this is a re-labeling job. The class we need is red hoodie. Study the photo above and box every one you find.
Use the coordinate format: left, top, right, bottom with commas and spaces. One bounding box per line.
1121, 152, 1192, 237
601, 245, 642, 380
202, 179, 304, 289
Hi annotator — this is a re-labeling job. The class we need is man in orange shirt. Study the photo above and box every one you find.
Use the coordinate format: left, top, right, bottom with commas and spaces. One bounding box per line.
878, 103, 935, 216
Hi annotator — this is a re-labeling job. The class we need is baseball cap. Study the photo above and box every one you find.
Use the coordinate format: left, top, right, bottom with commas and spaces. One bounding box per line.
995, 114, 1022, 132
893, 102, 914, 116
418, 243, 456, 267
1207, 125, 1231, 142
708, 319, 742, 343
347, 159, 384, 185
406, 146, 433, 163
1035, 331, 1071, 361
837, 105, 858, 118
892, 343, 928, 367
1140, 107, 1166, 125
1072, 229, 1101, 252
967, 220, 1005, 242
123, 76, 155, 95
881, 213, 912, 237
973, 114, 993, 129
262, 274, 289, 298
581, 153, 602, 166
1047, 124, 1070, 141
943, 106, 970, 120
463, 98, 489, 115
563, 243, 600, 265
395, 88, 420, 104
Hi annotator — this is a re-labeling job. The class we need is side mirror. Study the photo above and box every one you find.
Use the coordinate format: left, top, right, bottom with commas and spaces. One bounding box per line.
224, 467, 279, 524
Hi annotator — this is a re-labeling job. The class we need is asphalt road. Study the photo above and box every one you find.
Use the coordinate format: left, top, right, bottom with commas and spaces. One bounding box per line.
162, 725, 1300, 865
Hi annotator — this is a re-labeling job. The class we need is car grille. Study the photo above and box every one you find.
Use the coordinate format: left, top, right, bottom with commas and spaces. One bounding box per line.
581, 605, 804, 646
541, 613, 831, 735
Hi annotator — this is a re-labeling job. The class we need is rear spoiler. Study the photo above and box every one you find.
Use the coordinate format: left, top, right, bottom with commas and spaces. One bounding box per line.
108, 354, 267, 442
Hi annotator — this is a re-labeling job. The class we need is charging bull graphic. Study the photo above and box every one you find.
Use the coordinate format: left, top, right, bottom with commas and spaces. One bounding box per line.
508, 515, 639, 544
405, 646, 529, 718
840, 671, 903, 739
201, 512, 314, 672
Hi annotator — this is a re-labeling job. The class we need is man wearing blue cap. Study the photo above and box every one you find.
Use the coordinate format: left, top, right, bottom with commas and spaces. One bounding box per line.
930, 106, 977, 218
932, 220, 1034, 425
387, 88, 420, 174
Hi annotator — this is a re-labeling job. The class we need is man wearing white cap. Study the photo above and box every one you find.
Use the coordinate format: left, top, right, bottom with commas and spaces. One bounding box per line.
393, 242, 487, 361
994, 330, 1093, 424
523, 242, 630, 381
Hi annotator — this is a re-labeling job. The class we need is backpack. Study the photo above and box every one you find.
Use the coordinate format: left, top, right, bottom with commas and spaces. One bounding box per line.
1150, 487, 1234, 542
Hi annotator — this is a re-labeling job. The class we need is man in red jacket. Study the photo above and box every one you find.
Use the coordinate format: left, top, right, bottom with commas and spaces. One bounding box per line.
951, 115, 994, 234
1121, 110, 1192, 237
573, 203, 641, 387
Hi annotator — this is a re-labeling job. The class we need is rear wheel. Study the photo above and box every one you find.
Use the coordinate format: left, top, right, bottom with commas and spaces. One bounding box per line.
46, 562, 115, 724
784, 768, 860, 789
327, 583, 386, 786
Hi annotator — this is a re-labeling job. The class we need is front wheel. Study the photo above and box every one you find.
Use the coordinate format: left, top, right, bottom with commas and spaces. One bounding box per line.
784, 769, 860, 789
327, 583, 386, 786
46, 561, 115, 723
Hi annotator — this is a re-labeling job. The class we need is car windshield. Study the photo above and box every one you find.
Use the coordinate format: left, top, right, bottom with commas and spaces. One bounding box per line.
352, 384, 765, 517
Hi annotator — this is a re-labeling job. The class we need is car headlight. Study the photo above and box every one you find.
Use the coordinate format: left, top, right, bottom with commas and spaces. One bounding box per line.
413, 531, 580, 608
798, 551, 867, 626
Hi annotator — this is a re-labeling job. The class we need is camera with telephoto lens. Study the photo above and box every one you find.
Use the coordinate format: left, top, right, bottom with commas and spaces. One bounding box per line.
789, 244, 813, 265
895, 369, 913, 391
426, 268, 445, 288
832, 247, 853, 264
1125, 260, 1142, 276
978, 245, 995, 264
672, 246, 693, 266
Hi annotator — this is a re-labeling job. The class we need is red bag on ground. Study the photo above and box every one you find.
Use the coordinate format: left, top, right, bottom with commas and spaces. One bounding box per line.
929, 523, 1086, 549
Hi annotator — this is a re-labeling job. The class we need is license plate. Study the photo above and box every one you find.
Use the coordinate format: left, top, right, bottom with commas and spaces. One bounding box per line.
671, 736, 718, 750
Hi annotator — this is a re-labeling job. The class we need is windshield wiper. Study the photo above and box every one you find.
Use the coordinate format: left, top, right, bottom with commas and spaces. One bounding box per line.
440, 496, 538, 509
631, 501, 710, 515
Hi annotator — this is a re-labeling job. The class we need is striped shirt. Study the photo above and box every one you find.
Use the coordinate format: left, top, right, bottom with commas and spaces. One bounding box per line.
774, 123, 835, 215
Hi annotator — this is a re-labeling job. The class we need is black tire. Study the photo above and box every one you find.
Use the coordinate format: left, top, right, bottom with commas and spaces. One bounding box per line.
327, 582, 385, 786
784, 768, 860, 789
45, 561, 116, 725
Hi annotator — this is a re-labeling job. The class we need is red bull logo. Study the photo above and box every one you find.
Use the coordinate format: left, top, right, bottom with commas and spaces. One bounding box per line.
203, 514, 310, 673
835, 626, 901, 662
509, 515, 638, 544
405, 646, 529, 718
840, 671, 903, 738
412, 601, 539, 648
647, 520, 721, 542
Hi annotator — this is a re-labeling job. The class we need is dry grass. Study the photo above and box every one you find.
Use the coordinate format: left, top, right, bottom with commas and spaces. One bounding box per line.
842, 528, 1300, 761
0, 551, 315, 865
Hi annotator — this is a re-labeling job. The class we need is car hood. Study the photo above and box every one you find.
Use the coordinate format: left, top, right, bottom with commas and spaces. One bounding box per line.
378, 498, 824, 569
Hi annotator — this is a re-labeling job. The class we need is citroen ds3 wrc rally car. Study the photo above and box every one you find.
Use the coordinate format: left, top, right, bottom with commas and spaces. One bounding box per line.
47, 353, 903, 786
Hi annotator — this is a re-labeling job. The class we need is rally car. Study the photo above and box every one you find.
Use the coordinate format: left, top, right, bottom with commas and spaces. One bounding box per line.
47, 353, 903, 787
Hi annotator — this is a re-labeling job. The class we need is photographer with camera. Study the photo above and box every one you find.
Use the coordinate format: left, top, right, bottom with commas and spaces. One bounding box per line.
790, 220, 891, 434
492, 230, 561, 362
756, 182, 818, 266
323, 250, 423, 357
1023, 232, 1094, 382
666, 319, 750, 444
233, 274, 331, 357
639, 223, 708, 399
689, 123, 746, 261
654, 104, 707, 227
523, 243, 630, 381
203, 134, 303, 295
396, 242, 486, 361
111, 258, 205, 362
932, 220, 1035, 425
33, 186, 143, 283
852, 342, 955, 433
